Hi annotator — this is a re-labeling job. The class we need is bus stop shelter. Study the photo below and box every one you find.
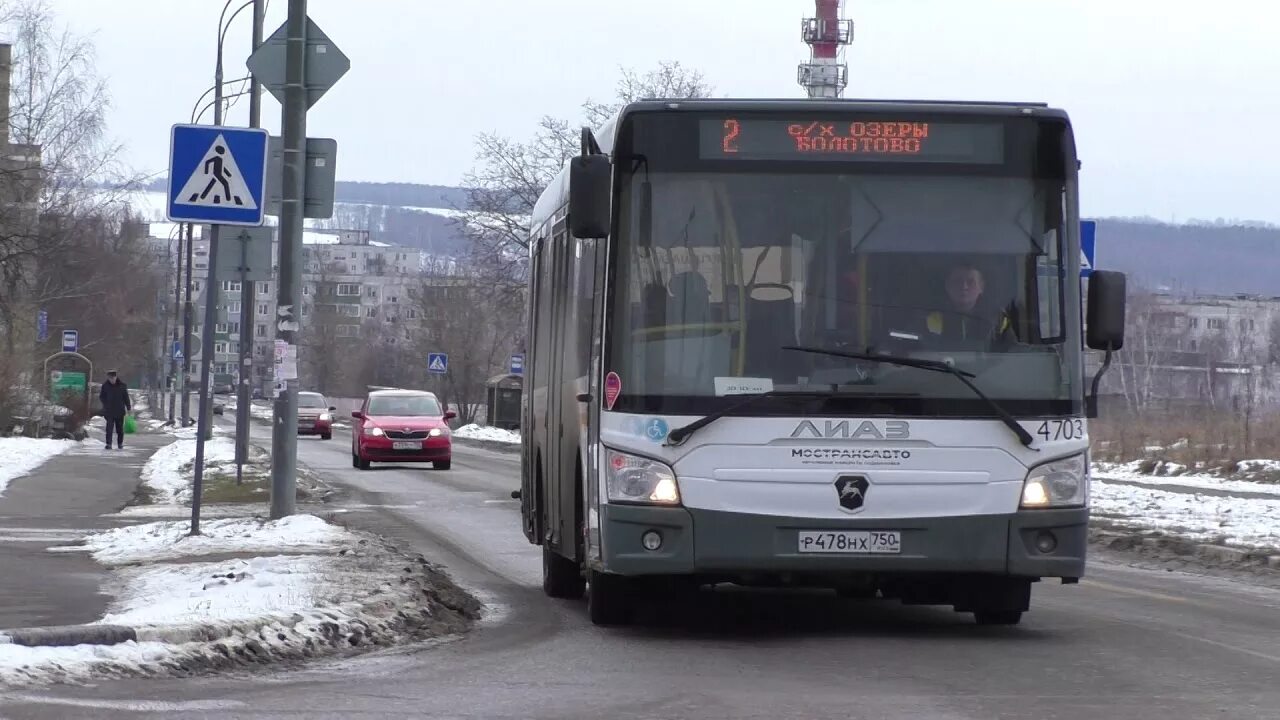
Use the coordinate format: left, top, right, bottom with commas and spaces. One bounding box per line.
485, 374, 523, 431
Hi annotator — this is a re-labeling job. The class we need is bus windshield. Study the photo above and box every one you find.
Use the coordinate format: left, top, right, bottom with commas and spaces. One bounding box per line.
606, 115, 1081, 418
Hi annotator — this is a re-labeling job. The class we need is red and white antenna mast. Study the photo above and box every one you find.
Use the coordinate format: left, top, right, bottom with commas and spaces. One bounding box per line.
798, 0, 853, 98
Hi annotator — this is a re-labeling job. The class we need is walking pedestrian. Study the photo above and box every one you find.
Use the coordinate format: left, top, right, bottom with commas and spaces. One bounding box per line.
99, 369, 131, 450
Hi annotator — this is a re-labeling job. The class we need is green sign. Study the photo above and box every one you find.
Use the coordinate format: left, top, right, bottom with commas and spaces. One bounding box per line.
50, 370, 86, 398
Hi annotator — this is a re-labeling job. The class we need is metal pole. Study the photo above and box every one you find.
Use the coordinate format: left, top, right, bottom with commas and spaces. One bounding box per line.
191, 36, 229, 536
236, 231, 251, 485
249, 0, 264, 129
271, 0, 307, 519
169, 230, 183, 424
181, 222, 195, 424
234, 0, 264, 487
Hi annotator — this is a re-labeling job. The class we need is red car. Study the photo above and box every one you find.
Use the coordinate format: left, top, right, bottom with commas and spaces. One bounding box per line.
298, 391, 335, 440
351, 389, 456, 470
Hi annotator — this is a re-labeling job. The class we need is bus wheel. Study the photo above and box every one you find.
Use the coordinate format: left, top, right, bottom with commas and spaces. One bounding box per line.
974, 610, 1023, 626
542, 545, 585, 599
587, 570, 633, 626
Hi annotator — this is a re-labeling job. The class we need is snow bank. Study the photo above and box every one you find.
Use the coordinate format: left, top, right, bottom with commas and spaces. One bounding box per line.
141, 437, 237, 504
5, 513, 480, 687
81, 515, 350, 566
453, 423, 520, 444
99, 555, 327, 626
0, 437, 78, 496
1, 640, 178, 686
1092, 480, 1280, 552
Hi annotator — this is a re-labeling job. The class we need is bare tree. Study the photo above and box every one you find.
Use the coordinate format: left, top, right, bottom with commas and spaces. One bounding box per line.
297, 263, 362, 395
453, 62, 714, 302
0, 0, 144, 366
1109, 291, 1190, 413
408, 262, 523, 425
582, 61, 715, 127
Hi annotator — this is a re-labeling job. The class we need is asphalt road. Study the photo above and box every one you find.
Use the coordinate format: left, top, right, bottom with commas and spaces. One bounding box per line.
2, 420, 1279, 719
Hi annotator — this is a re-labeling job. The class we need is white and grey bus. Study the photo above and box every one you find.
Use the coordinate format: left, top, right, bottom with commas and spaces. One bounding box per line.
518, 98, 1127, 626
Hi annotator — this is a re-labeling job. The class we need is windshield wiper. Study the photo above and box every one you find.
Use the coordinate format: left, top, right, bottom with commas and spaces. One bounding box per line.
664, 390, 836, 448
781, 345, 1037, 449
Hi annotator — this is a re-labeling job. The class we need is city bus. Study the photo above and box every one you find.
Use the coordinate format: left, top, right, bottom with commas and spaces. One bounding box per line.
519, 98, 1127, 626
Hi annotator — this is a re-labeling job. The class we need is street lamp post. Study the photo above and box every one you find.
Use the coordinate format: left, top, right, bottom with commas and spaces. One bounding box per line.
190, 0, 258, 535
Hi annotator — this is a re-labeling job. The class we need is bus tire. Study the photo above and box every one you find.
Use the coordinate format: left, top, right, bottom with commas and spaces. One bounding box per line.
542, 545, 585, 599
587, 570, 632, 626
974, 610, 1022, 626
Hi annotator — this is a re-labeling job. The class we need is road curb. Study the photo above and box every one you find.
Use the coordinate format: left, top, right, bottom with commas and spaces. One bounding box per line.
0, 624, 137, 647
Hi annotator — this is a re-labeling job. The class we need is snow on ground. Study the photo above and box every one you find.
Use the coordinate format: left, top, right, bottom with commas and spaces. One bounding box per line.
1092, 479, 1280, 552
1093, 461, 1280, 497
141, 437, 237, 504
0, 437, 80, 496
79, 515, 349, 566
98, 555, 326, 626
453, 423, 520, 444
0, 639, 178, 686
5, 511, 478, 687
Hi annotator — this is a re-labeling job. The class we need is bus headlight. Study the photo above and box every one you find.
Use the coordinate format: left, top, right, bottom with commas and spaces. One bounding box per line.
1021, 453, 1088, 509
605, 448, 680, 505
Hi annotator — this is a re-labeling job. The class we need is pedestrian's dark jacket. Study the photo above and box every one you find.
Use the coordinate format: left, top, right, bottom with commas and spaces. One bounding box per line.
99, 380, 131, 418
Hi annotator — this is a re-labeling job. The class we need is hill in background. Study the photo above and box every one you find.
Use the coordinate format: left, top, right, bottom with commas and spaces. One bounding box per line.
140, 178, 1280, 296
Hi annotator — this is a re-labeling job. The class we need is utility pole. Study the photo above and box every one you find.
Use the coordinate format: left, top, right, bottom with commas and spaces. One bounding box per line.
270, 0, 307, 519
169, 228, 184, 425
189, 52, 229, 535
181, 222, 195, 424
234, 0, 265, 485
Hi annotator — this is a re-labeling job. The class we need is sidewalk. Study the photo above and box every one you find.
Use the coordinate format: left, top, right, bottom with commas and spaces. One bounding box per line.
0, 432, 170, 630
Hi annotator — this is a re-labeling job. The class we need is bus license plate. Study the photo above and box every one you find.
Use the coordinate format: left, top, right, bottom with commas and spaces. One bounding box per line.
392, 441, 421, 450
798, 531, 901, 554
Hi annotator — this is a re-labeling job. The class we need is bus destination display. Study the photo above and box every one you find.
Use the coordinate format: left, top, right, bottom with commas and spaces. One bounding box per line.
700, 118, 1005, 164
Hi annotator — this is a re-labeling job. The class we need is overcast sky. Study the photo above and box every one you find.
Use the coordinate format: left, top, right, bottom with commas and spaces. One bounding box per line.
46, 0, 1280, 224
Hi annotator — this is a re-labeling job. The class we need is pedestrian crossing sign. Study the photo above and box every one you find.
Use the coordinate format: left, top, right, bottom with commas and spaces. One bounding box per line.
428, 353, 448, 374
167, 124, 269, 226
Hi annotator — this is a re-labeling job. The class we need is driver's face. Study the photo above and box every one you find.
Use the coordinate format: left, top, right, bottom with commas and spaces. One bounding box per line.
945, 267, 984, 311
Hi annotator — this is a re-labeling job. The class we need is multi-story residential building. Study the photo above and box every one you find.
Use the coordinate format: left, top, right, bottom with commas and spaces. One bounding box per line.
1091, 292, 1280, 412
142, 221, 435, 392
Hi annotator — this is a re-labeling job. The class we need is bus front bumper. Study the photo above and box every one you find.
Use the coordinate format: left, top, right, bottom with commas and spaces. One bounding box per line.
600, 504, 1087, 580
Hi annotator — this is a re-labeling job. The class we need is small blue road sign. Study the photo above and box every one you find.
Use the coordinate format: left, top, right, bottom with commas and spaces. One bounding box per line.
61, 329, 78, 353
510, 353, 524, 375
427, 353, 448, 374
173, 340, 183, 360
36, 309, 48, 342
167, 124, 269, 227
1080, 219, 1097, 278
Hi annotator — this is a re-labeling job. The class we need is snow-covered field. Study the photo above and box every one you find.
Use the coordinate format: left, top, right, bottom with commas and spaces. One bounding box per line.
453, 423, 520, 444
1094, 461, 1280, 497
1092, 478, 1280, 551
0, 437, 80, 496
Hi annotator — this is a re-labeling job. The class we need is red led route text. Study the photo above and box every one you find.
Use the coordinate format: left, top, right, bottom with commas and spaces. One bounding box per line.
721, 119, 932, 156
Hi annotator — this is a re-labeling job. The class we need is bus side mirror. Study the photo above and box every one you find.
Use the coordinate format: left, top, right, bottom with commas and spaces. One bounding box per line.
569, 154, 611, 239
1085, 270, 1126, 418
1086, 270, 1126, 351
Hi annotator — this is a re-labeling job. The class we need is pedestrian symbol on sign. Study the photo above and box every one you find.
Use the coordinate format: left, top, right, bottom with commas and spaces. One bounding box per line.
174, 134, 258, 209
427, 353, 448, 374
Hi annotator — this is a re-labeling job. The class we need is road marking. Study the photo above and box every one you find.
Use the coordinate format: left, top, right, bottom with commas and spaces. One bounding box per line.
0, 695, 247, 711
1086, 580, 1200, 606
1086, 580, 1280, 664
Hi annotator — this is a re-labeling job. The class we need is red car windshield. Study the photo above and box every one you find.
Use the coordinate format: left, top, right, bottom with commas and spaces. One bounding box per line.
367, 395, 441, 417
